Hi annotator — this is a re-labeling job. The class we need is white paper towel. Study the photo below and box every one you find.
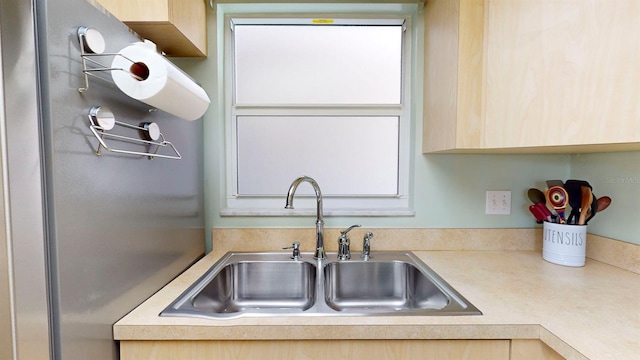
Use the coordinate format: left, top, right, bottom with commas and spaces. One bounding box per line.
111, 42, 210, 121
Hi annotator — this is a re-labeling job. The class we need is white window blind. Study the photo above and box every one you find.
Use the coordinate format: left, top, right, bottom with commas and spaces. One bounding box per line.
237, 116, 399, 196
234, 23, 403, 105
224, 16, 413, 215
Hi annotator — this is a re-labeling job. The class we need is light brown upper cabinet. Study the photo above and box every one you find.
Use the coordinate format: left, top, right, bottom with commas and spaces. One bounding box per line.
423, 0, 640, 153
423, 0, 485, 153
98, 0, 207, 57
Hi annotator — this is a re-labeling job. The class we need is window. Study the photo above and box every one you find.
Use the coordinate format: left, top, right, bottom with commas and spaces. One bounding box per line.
222, 11, 417, 216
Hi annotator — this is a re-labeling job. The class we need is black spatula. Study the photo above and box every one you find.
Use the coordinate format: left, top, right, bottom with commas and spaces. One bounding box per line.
564, 179, 591, 224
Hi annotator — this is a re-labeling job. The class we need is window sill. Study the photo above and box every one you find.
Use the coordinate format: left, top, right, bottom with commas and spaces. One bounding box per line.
220, 208, 415, 217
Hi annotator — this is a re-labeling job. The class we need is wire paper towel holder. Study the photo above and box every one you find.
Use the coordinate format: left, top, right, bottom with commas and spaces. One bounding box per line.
77, 26, 146, 93
88, 106, 181, 160
77, 26, 210, 121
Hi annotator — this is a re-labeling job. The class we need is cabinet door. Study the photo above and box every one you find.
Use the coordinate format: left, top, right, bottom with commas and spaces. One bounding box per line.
423, 0, 485, 153
484, 0, 640, 149
121, 339, 510, 360
510, 339, 564, 360
97, 0, 207, 57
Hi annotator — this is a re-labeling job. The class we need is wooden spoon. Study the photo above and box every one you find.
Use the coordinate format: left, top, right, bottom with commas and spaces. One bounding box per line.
597, 196, 612, 212
585, 196, 611, 224
578, 186, 593, 225
527, 188, 546, 204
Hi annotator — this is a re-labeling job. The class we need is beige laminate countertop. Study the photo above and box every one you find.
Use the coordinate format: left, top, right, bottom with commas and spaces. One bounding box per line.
114, 249, 639, 360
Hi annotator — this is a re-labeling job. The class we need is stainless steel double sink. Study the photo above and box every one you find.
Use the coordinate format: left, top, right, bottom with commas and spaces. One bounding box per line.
161, 252, 481, 319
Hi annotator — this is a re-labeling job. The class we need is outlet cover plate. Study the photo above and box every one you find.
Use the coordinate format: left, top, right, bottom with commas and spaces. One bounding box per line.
486, 190, 511, 215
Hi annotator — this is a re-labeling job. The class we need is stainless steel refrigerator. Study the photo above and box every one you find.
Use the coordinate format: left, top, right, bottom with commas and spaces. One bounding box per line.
0, 0, 205, 359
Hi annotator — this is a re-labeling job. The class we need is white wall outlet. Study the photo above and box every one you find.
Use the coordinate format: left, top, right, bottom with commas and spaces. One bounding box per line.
485, 190, 511, 215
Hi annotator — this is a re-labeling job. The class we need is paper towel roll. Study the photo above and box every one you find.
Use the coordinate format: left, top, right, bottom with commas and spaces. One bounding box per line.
111, 42, 210, 121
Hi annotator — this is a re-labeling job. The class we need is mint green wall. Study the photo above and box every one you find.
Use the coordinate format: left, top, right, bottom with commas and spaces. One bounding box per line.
571, 152, 640, 245
174, 7, 637, 251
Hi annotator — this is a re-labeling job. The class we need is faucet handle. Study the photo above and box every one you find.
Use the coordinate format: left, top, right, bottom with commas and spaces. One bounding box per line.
340, 224, 361, 236
282, 241, 302, 261
337, 225, 360, 261
362, 232, 374, 260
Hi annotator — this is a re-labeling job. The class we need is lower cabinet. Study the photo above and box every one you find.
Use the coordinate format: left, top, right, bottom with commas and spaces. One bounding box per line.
120, 339, 510, 360
510, 339, 565, 360
121, 339, 566, 360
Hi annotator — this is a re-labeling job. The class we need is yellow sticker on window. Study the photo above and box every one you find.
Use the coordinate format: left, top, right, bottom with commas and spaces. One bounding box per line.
312, 19, 334, 24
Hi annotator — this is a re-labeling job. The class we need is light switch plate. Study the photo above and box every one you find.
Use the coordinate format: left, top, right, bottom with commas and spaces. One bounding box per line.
486, 190, 511, 215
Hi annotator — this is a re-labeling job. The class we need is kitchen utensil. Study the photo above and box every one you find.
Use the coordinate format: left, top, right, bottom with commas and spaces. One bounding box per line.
564, 180, 591, 224
529, 204, 546, 223
585, 196, 611, 224
597, 196, 612, 212
527, 188, 546, 204
546, 180, 564, 188
546, 185, 569, 223
527, 188, 554, 223
578, 186, 593, 225
587, 194, 598, 222
537, 202, 553, 222
531, 202, 553, 223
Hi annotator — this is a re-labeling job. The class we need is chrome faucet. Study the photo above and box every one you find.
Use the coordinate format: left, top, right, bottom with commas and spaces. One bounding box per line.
362, 232, 374, 260
285, 176, 326, 260
337, 224, 361, 260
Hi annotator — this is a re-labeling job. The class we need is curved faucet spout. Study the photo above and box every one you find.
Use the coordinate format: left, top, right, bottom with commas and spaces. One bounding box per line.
285, 176, 325, 259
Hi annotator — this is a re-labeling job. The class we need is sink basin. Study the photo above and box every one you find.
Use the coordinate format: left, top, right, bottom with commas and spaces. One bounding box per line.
161, 253, 317, 318
324, 260, 450, 312
161, 251, 481, 319
192, 261, 316, 313
322, 252, 479, 315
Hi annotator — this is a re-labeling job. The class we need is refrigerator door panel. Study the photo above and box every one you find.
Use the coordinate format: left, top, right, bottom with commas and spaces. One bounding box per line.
0, 0, 53, 358
36, 0, 205, 359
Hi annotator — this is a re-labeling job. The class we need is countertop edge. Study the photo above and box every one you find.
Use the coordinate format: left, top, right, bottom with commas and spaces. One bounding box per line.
113, 323, 541, 341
